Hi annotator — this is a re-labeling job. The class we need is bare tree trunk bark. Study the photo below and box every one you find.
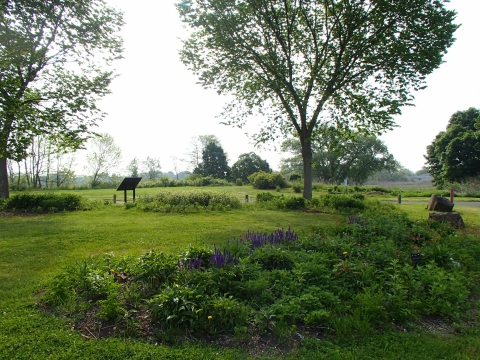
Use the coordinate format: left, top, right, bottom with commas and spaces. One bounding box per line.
17, 161, 21, 187
0, 157, 9, 198
301, 139, 313, 200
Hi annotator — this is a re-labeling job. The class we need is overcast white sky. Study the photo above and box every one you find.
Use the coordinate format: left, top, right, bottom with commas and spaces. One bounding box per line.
77, 0, 480, 175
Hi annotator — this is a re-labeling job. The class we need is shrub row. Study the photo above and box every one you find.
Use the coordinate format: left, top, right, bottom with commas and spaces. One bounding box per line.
133, 191, 241, 212
255, 192, 366, 212
0, 193, 85, 213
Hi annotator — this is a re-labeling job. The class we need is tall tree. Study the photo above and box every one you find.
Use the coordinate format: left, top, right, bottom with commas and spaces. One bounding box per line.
85, 133, 122, 187
195, 142, 230, 178
142, 157, 162, 180
127, 157, 140, 177
186, 134, 221, 171
177, 0, 458, 199
0, 0, 124, 197
425, 108, 480, 187
231, 152, 271, 183
281, 132, 397, 185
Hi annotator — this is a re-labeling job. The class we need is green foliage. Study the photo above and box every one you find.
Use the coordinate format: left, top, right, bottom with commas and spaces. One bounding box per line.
248, 171, 287, 190
3, 193, 480, 358
316, 194, 366, 212
249, 246, 295, 271
135, 191, 241, 213
178, 0, 457, 199
0, 0, 124, 198
256, 192, 275, 202
426, 108, 480, 187
85, 133, 122, 188
194, 142, 230, 179
231, 152, 271, 183
41, 202, 480, 344
281, 134, 398, 185
3, 192, 85, 212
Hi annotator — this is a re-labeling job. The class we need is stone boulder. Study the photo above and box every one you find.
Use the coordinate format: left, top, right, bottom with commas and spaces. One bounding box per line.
428, 212, 465, 229
426, 194, 454, 212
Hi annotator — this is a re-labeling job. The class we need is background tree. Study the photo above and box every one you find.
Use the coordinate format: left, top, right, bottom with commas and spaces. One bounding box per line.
0, 0, 124, 198
425, 108, 480, 187
177, 0, 458, 199
127, 157, 140, 177
231, 152, 271, 183
186, 135, 221, 171
142, 157, 162, 180
194, 142, 230, 178
366, 166, 414, 183
281, 132, 397, 185
85, 133, 122, 187
171, 156, 184, 180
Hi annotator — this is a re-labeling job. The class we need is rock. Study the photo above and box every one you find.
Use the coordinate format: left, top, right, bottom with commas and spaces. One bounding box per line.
426, 194, 454, 212
428, 212, 465, 229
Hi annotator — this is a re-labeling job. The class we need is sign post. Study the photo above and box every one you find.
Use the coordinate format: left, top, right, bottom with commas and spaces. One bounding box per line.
116, 177, 142, 203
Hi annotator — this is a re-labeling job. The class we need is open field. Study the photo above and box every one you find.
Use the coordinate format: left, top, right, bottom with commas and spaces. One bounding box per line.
1, 189, 480, 359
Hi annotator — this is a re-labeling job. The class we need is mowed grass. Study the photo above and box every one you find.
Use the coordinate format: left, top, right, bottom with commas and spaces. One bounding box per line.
0, 205, 340, 303
1, 191, 480, 359
391, 203, 480, 226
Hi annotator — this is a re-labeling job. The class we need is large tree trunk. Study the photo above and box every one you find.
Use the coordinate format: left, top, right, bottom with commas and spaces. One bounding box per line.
301, 139, 313, 200
0, 157, 9, 198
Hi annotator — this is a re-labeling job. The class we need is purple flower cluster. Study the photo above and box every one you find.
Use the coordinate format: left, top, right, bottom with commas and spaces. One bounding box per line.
348, 215, 368, 227
209, 245, 237, 267
245, 227, 298, 250
178, 257, 202, 271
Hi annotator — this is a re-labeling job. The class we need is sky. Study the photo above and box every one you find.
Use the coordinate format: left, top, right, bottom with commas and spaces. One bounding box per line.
76, 0, 480, 175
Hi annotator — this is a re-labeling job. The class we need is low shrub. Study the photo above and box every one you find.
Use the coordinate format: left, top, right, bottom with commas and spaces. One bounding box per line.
256, 192, 276, 202
317, 194, 365, 212
135, 191, 241, 213
248, 171, 287, 189
3, 193, 85, 213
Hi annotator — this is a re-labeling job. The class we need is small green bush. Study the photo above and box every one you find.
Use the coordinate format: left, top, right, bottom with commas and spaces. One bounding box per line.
285, 196, 305, 210
318, 194, 365, 211
256, 192, 275, 202
292, 184, 303, 193
248, 171, 287, 189
3, 193, 85, 212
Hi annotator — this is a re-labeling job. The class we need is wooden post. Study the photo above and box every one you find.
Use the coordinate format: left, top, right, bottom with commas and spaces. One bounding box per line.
245, 194, 249, 202
113, 194, 117, 204
450, 188, 454, 203
397, 194, 402, 204
124, 189, 127, 203
133, 188, 136, 202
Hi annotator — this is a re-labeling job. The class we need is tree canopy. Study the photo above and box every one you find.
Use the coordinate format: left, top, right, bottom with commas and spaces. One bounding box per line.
177, 0, 458, 199
281, 132, 397, 185
85, 133, 122, 187
425, 108, 480, 187
231, 152, 271, 183
186, 135, 221, 172
194, 142, 230, 178
0, 0, 124, 197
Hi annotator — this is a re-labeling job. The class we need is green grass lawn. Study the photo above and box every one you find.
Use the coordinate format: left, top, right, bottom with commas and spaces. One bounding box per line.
1, 192, 480, 359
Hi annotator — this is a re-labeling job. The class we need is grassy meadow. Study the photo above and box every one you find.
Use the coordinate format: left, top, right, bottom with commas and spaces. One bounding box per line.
1, 186, 480, 359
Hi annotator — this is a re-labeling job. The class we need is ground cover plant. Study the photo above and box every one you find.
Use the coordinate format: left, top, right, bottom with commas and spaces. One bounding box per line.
1, 188, 480, 359
39, 201, 480, 350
